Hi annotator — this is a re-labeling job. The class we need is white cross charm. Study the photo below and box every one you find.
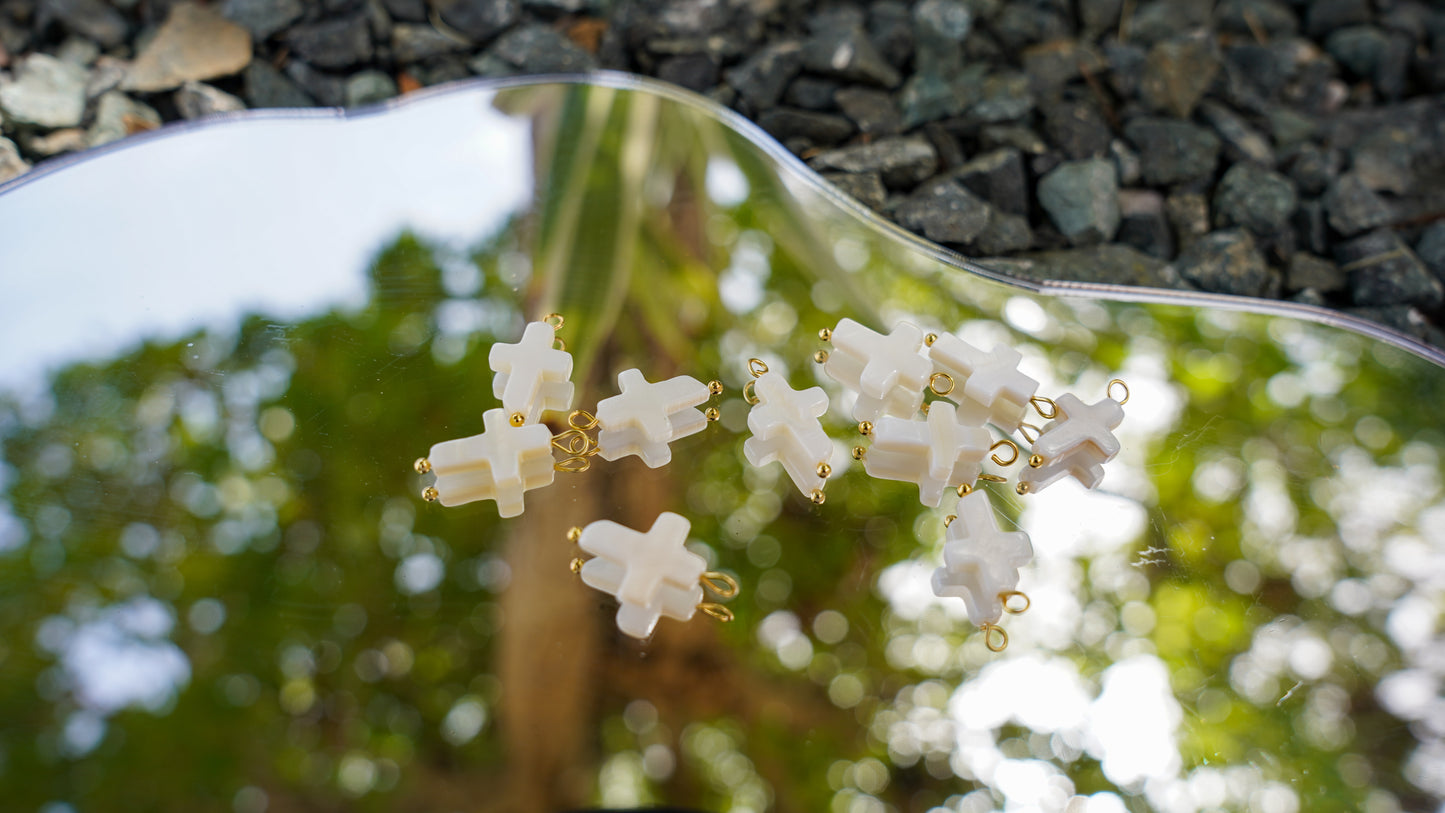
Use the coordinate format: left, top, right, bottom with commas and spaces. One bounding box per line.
489, 320, 575, 424
931, 490, 1034, 628
425, 408, 555, 517
1019, 392, 1124, 493
743, 372, 833, 497
822, 318, 931, 423
928, 334, 1039, 432
595, 368, 710, 468
577, 512, 708, 639
864, 401, 993, 507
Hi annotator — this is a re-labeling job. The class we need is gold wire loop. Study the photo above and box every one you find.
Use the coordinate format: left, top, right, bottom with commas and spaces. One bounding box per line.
568, 410, 599, 431
990, 439, 1019, 467
698, 603, 735, 623
544, 313, 565, 330
929, 372, 956, 396
1018, 423, 1041, 444
748, 358, 769, 378
701, 571, 740, 599
555, 456, 592, 473
742, 380, 759, 405
551, 428, 593, 457
1108, 379, 1130, 405
553, 337, 566, 352
1030, 396, 1058, 420
944, 514, 957, 527
981, 623, 1009, 652
977, 473, 1007, 483
1001, 591, 1031, 614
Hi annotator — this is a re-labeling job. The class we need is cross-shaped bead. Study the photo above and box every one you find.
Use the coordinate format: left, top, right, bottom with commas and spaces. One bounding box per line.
931, 490, 1034, 627
595, 368, 710, 468
822, 318, 931, 422
864, 401, 992, 507
1019, 392, 1124, 493
578, 512, 708, 638
928, 334, 1039, 431
426, 408, 555, 517
489, 320, 575, 424
743, 372, 833, 497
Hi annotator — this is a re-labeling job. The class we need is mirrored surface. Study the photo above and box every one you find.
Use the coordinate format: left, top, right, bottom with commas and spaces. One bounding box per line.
1, 76, 1442, 813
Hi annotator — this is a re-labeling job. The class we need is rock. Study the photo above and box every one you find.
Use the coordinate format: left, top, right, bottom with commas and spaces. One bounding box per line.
174, 81, 246, 119
1198, 100, 1273, 166
912, 0, 970, 74
973, 210, 1034, 255
285, 15, 374, 70
55, 37, 100, 67
801, 16, 901, 88
85, 56, 127, 100
1325, 26, 1389, 80
656, 54, 719, 93
1418, 223, 1445, 284
391, 23, 469, 62
1140, 35, 1220, 119
1117, 189, 1174, 259
725, 41, 802, 111
1266, 108, 1316, 149
123, 3, 253, 92
1374, 32, 1411, 100
895, 178, 991, 244
24, 128, 87, 156
898, 67, 975, 129
1215, 0, 1298, 38
1021, 39, 1106, 91
1291, 288, 1329, 307
1006, 244, 1188, 289
1079, 0, 1122, 37
0, 136, 29, 183
345, 70, 397, 107
979, 124, 1048, 156
868, 0, 914, 68
1335, 230, 1444, 308
784, 75, 839, 110
1166, 192, 1210, 252
757, 108, 854, 145
1286, 253, 1345, 294
1305, 0, 1371, 37
1294, 200, 1329, 255
1213, 164, 1298, 234
243, 60, 316, 107
1285, 144, 1335, 196
1123, 118, 1221, 186
1042, 98, 1112, 160
1349, 127, 1419, 196
0, 54, 88, 128
1110, 140, 1141, 186
222, 0, 304, 40
1105, 42, 1148, 98
428, 0, 519, 43
86, 91, 161, 148
970, 71, 1033, 122
286, 60, 346, 106
384, 0, 429, 22
954, 148, 1027, 217
922, 122, 964, 169
1345, 306, 1438, 342
42, 0, 129, 48
1038, 159, 1120, 245
823, 171, 886, 211
1323, 173, 1393, 236
1175, 229, 1274, 297
1126, 0, 1210, 43
490, 24, 595, 72
992, 2, 1069, 51
834, 86, 900, 135
807, 136, 938, 189
522, 0, 586, 13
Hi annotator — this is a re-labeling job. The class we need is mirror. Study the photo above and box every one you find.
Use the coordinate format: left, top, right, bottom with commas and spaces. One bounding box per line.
2, 75, 1442, 813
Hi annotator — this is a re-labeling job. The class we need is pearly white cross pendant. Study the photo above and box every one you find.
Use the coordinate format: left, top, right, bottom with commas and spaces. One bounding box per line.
595, 369, 710, 468
822, 318, 932, 423
577, 512, 708, 639
928, 334, 1039, 432
1019, 392, 1124, 494
931, 490, 1034, 628
424, 408, 555, 517
864, 401, 993, 507
489, 320, 575, 424
743, 371, 833, 498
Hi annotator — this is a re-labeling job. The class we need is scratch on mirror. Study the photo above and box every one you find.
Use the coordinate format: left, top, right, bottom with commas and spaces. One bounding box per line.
1132, 544, 1170, 568
1147, 414, 1222, 473
1278, 681, 1303, 705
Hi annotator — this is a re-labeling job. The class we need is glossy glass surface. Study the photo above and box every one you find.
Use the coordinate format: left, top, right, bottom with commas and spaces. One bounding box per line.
1, 76, 1442, 813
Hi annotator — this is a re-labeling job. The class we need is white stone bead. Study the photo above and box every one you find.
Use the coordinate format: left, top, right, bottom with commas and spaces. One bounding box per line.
595, 368, 710, 468
489, 320, 575, 424
931, 490, 1033, 628
577, 512, 708, 639
426, 408, 555, 517
822, 318, 931, 422
928, 333, 1039, 431
743, 371, 832, 497
1019, 392, 1124, 493
864, 401, 992, 507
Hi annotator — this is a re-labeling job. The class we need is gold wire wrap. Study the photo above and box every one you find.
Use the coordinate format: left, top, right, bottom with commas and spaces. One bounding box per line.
1030, 396, 1058, 419
990, 439, 1019, 466
944, 514, 957, 527
981, 623, 1009, 652
544, 313, 565, 329
554, 456, 591, 473
701, 571, 740, 599
977, 473, 1007, 483
413, 457, 431, 474
698, 603, 735, 623
551, 429, 594, 458
569, 410, 599, 431
1109, 379, 1130, 405
742, 380, 759, 405
929, 372, 955, 396
553, 337, 566, 352
1001, 591, 1031, 614
748, 358, 769, 377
